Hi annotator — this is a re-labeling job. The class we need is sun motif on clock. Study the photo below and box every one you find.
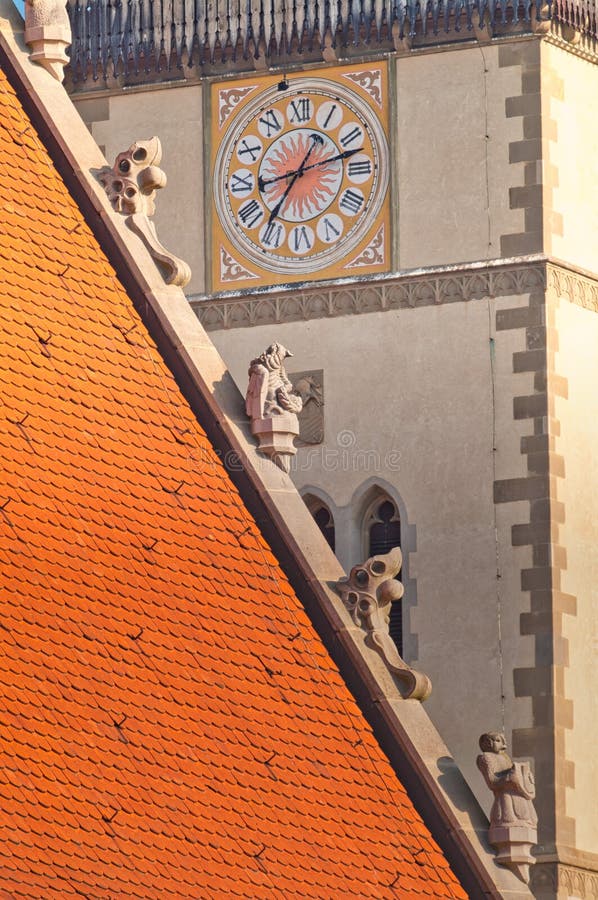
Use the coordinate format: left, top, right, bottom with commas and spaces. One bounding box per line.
210, 65, 391, 291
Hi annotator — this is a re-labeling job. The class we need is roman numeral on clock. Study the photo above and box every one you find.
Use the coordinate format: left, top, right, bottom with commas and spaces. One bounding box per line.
292, 226, 313, 252
321, 217, 341, 241
261, 221, 284, 248
238, 199, 264, 228
340, 126, 363, 148
230, 172, 254, 194
339, 188, 364, 214
259, 110, 283, 137
348, 159, 372, 177
323, 104, 337, 128
237, 139, 262, 161
288, 98, 312, 123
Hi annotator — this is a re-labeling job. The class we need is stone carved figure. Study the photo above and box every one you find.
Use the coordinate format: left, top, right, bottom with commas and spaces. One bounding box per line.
98, 138, 191, 287
246, 344, 303, 420
25, 0, 71, 80
334, 548, 432, 701
245, 343, 303, 473
477, 731, 538, 884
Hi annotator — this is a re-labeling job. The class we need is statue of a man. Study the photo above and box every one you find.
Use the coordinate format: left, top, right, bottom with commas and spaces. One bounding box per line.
477, 731, 537, 883
477, 732, 537, 829
246, 343, 303, 421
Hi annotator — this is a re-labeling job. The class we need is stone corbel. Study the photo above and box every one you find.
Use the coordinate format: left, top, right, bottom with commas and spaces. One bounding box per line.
98, 138, 191, 288
334, 548, 432, 701
25, 0, 71, 81
249, 414, 300, 472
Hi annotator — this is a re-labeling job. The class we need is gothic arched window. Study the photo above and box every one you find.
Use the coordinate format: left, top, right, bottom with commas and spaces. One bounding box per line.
303, 495, 336, 553
366, 497, 403, 656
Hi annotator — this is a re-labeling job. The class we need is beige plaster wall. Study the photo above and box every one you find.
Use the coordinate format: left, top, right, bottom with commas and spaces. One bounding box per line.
75, 84, 206, 295
208, 296, 536, 809
542, 43, 598, 274
554, 298, 598, 856
396, 42, 525, 269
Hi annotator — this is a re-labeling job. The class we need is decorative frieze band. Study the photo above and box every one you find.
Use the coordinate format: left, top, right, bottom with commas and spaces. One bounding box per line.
191, 260, 598, 331
192, 262, 545, 330
531, 860, 598, 898
546, 262, 598, 313
560, 865, 598, 898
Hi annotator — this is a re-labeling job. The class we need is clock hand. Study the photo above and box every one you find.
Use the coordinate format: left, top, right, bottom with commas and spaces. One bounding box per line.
258, 146, 363, 193
265, 133, 323, 225
306, 145, 364, 171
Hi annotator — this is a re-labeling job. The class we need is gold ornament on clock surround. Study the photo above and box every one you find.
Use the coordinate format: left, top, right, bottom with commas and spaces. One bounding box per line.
209, 63, 391, 292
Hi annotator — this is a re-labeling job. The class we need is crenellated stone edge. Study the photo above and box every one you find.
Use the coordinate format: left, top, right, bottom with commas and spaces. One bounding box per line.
191, 259, 598, 331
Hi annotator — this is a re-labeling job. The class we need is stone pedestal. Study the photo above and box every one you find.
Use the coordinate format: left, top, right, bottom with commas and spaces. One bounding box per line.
490, 824, 536, 884
25, 25, 70, 79
250, 414, 299, 473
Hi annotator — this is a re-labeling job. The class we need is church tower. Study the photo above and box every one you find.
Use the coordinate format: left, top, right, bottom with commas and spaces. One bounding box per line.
66, 3, 598, 895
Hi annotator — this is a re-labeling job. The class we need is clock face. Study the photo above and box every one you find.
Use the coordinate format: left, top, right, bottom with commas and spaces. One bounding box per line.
210, 66, 391, 291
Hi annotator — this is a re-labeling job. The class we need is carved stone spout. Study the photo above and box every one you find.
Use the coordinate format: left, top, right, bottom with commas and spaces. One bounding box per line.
245, 343, 303, 473
334, 548, 432, 701
477, 731, 538, 884
98, 138, 191, 287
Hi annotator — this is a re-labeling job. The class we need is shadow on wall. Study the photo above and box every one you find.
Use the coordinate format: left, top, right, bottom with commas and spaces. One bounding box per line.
437, 755, 489, 831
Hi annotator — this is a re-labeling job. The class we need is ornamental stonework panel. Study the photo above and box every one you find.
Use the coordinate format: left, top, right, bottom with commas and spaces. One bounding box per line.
289, 370, 324, 445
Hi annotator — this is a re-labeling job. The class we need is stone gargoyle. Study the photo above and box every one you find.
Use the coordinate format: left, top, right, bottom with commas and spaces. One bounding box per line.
334, 547, 432, 701
98, 137, 191, 288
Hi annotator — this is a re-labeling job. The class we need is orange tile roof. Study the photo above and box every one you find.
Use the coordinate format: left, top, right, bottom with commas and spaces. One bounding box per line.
0, 66, 467, 898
